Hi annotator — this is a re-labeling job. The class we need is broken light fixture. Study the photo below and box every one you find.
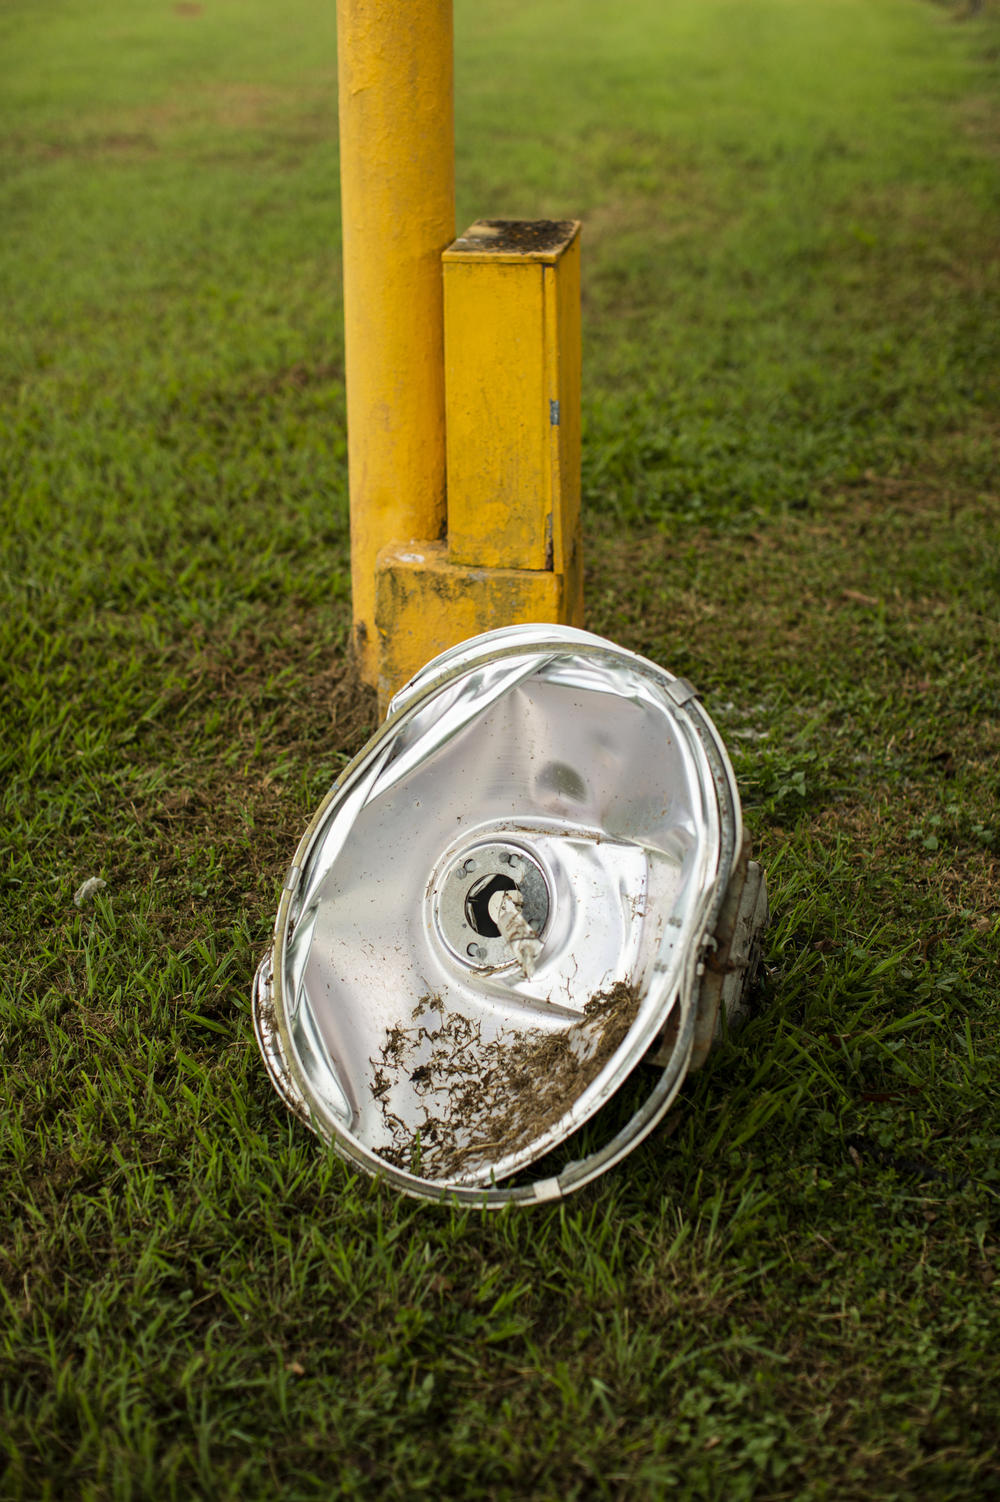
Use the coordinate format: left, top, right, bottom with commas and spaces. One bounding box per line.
253, 625, 767, 1205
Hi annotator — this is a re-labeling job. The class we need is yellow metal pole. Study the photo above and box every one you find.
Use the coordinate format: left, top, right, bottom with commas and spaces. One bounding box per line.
443, 220, 582, 584
337, 0, 455, 685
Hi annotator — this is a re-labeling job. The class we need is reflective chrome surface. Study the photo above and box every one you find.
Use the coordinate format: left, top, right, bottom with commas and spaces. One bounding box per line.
253, 626, 747, 1204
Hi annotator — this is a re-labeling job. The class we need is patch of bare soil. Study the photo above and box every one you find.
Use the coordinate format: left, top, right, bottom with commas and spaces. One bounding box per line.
588, 474, 999, 672
325, 658, 379, 755
807, 793, 1000, 924
89, 619, 376, 949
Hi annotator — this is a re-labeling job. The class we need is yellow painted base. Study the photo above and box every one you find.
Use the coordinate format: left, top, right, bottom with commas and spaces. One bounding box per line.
375, 541, 583, 716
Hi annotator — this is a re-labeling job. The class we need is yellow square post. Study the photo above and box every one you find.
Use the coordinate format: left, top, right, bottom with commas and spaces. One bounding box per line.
374, 219, 584, 712
443, 220, 582, 578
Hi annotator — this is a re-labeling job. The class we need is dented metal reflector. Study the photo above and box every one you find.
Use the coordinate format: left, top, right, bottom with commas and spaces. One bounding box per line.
253, 625, 766, 1205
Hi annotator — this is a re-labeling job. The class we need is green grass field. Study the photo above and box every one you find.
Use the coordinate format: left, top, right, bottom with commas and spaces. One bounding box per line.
2, 0, 999, 1495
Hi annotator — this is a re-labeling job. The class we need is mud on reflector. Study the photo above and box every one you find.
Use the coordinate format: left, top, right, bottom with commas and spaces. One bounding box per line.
253, 626, 767, 1205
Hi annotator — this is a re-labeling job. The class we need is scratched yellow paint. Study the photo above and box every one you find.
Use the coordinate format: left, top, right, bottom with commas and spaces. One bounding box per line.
375, 541, 583, 717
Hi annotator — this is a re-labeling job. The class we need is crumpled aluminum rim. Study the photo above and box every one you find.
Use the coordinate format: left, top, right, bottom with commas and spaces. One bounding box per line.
253, 625, 743, 1205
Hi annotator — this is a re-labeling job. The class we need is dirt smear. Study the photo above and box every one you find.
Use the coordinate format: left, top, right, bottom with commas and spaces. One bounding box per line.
370, 982, 641, 1182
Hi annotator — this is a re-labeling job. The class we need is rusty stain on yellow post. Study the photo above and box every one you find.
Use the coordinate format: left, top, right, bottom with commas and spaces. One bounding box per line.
338, 0, 455, 685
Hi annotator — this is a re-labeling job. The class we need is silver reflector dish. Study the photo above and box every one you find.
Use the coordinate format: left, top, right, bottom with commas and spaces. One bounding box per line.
253, 626, 764, 1204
